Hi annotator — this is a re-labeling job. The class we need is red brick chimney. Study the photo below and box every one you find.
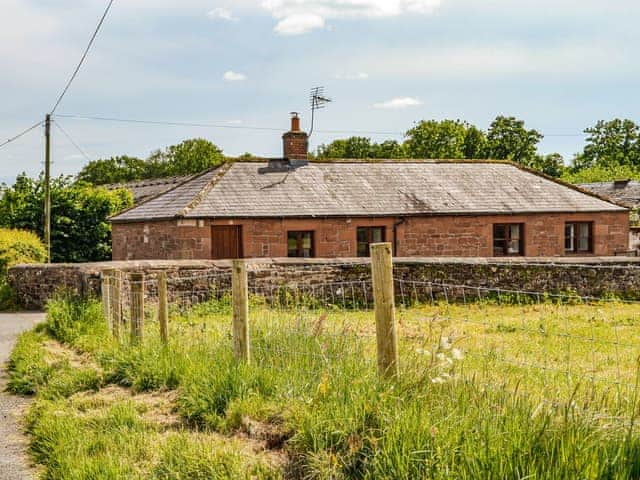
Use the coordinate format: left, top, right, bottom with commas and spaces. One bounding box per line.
282, 112, 308, 160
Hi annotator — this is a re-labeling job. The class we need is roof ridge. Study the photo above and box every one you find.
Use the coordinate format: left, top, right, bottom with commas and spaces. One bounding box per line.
179, 162, 233, 217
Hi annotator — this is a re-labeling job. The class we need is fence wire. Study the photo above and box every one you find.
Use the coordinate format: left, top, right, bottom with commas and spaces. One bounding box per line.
101, 265, 640, 425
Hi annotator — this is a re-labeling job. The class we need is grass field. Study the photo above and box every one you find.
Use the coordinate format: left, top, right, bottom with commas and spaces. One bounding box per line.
8, 293, 640, 479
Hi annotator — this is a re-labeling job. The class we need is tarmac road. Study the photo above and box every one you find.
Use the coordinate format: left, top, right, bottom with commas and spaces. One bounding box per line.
0, 312, 44, 480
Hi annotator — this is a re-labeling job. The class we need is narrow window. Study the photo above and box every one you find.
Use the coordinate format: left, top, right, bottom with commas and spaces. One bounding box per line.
357, 227, 385, 257
288, 231, 314, 258
493, 224, 524, 256
565, 222, 592, 254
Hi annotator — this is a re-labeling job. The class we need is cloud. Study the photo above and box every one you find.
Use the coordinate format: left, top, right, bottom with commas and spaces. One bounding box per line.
223, 71, 247, 81
262, 0, 442, 35
274, 13, 325, 35
335, 72, 369, 80
207, 7, 235, 21
373, 97, 423, 109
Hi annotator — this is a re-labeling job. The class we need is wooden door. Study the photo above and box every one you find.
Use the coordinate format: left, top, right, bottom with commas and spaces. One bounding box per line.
211, 226, 242, 259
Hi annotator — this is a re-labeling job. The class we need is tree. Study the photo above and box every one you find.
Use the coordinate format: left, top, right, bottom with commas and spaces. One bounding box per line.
77, 156, 147, 185
147, 138, 225, 177
0, 174, 132, 263
462, 125, 487, 159
371, 140, 406, 159
404, 120, 469, 159
526, 153, 565, 178
485, 116, 543, 165
317, 137, 372, 159
76, 139, 226, 185
577, 119, 640, 169
561, 163, 640, 184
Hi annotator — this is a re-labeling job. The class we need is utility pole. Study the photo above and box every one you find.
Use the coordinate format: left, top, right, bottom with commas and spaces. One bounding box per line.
44, 114, 51, 263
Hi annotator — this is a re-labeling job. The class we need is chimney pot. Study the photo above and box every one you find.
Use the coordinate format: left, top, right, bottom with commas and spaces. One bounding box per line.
290, 112, 301, 132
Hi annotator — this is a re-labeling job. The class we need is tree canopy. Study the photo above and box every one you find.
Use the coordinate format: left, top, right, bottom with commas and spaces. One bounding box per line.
0, 175, 132, 262
77, 138, 225, 186
317, 116, 547, 168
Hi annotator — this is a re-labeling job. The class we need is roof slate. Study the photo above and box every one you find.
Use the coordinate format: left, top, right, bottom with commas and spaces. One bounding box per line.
578, 181, 640, 209
106, 175, 194, 204
111, 161, 626, 222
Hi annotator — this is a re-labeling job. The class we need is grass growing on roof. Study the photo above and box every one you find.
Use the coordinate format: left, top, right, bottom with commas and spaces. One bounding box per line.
8, 293, 640, 478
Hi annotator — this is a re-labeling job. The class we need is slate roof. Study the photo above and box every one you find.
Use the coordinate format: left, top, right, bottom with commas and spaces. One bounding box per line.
578, 181, 640, 209
110, 160, 626, 223
106, 175, 194, 205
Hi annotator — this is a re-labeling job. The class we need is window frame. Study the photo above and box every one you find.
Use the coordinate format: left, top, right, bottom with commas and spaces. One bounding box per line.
287, 230, 315, 258
492, 223, 525, 256
565, 222, 593, 254
356, 226, 386, 257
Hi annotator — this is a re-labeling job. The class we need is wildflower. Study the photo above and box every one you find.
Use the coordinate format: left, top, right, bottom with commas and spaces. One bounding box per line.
415, 347, 431, 356
431, 376, 446, 384
436, 352, 446, 363
451, 348, 464, 361
440, 337, 453, 350
317, 374, 330, 396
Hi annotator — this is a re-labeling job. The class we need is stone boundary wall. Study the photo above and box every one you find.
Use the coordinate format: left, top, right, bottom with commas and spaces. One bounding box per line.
8, 256, 640, 310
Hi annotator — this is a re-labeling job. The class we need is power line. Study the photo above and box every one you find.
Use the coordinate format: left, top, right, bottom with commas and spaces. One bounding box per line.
50, 0, 115, 114
54, 121, 92, 162
55, 114, 406, 136
0, 121, 43, 150
55, 114, 589, 138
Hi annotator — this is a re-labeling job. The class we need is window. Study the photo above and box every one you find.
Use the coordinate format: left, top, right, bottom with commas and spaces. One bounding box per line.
493, 224, 524, 256
288, 231, 314, 258
357, 227, 385, 257
565, 222, 592, 254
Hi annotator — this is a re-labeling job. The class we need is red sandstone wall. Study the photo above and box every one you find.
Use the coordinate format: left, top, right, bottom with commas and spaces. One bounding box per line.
111, 212, 629, 260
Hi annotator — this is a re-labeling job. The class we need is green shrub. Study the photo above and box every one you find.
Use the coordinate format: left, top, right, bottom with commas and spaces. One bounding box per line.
45, 295, 107, 345
0, 228, 47, 274
0, 228, 46, 310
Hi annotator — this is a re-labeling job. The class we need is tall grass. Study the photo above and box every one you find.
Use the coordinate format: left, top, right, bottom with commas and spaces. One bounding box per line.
8, 294, 640, 479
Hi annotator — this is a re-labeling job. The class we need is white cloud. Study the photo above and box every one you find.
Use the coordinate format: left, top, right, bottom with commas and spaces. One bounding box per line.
223, 71, 247, 81
373, 97, 423, 109
262, 0, 442, 35
274, 13, 325, 35
207, 7, 235, 20
335, 72, 369, 80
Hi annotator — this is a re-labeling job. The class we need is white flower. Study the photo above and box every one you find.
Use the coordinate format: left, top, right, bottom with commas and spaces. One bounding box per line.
451, 348, 464, 361
431, 376, 446, 384
416, 348, 431, 356
436, 353, 446, 362
440, 337, 453, 350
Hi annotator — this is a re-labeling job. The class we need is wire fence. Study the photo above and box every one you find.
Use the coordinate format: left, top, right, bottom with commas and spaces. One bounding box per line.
101, 248, 640, 426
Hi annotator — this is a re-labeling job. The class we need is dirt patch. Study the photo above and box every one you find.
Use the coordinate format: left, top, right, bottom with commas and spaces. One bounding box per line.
42, 340, 100, 372
70, 386, 183, 429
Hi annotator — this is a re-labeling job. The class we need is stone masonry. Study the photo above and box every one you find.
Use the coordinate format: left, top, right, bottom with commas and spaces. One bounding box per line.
112, 211, 630, 261
9, 257, 640, 310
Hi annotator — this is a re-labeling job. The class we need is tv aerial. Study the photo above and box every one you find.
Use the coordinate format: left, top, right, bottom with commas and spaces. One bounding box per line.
309, 86, 332, 138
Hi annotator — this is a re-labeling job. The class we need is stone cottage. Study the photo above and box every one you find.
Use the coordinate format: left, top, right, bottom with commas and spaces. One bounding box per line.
110, 116, 629, 260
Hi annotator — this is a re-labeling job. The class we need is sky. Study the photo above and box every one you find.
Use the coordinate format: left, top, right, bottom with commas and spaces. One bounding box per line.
1, 0, 639, 185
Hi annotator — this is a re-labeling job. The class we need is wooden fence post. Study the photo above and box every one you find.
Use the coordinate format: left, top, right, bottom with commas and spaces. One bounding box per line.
232, 259, 250, 363
130, 272, 145, 343
101, 269, 112, 328
158, 271, 169, 345
111, 270, 122, 341
371, 242, 399, 379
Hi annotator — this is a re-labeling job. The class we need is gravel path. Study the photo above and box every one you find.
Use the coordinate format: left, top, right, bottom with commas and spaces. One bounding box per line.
0, 313, 45, 480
